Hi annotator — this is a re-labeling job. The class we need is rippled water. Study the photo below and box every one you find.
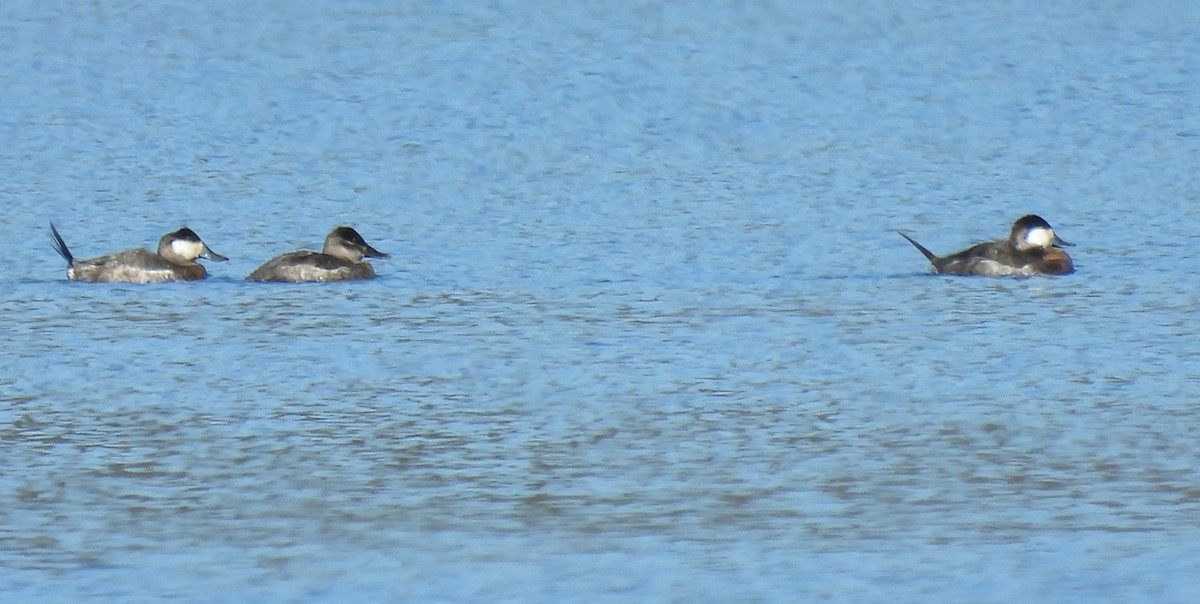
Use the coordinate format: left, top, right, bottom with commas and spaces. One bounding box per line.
3, 1, 1200, 602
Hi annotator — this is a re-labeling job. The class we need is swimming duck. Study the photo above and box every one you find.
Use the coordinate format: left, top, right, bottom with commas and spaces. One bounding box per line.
246, 226, 389, 282
50, 222, 228, 283
898, 214, 1074, 276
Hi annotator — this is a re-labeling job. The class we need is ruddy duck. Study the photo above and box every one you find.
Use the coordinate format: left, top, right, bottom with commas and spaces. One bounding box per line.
50, 222, 228, 283
898, 214, 1074, 276
246, 226, 389, 282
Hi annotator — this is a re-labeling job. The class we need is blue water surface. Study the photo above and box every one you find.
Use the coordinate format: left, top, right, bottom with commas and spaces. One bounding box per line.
3, 1, 1200, 602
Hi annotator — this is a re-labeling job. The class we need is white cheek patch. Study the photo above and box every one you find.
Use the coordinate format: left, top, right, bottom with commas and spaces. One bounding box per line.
171, 239, 202, 259
1025, 226, 1054, 248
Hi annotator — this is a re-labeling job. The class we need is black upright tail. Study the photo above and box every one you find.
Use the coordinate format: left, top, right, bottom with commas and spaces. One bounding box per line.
896, 231, 938, 266
49, 222, 74, 264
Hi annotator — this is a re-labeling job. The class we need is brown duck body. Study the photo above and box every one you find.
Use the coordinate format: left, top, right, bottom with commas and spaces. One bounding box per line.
247, 250, 377, 282
65, 248, 210, 283
900, 235, 1074, 276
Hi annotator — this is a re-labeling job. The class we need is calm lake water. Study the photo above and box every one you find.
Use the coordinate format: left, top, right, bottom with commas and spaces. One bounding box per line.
3, 1, 1200, 602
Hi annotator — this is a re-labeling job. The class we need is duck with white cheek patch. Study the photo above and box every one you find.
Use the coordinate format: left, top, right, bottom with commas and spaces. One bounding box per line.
50, 222, 228, 283
898, 214, 1074, 277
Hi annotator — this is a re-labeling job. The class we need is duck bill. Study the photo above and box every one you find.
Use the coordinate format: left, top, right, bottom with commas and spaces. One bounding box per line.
362, 244, 389, 259
1053, 235, 1073, 247
200, 245, 229, 262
